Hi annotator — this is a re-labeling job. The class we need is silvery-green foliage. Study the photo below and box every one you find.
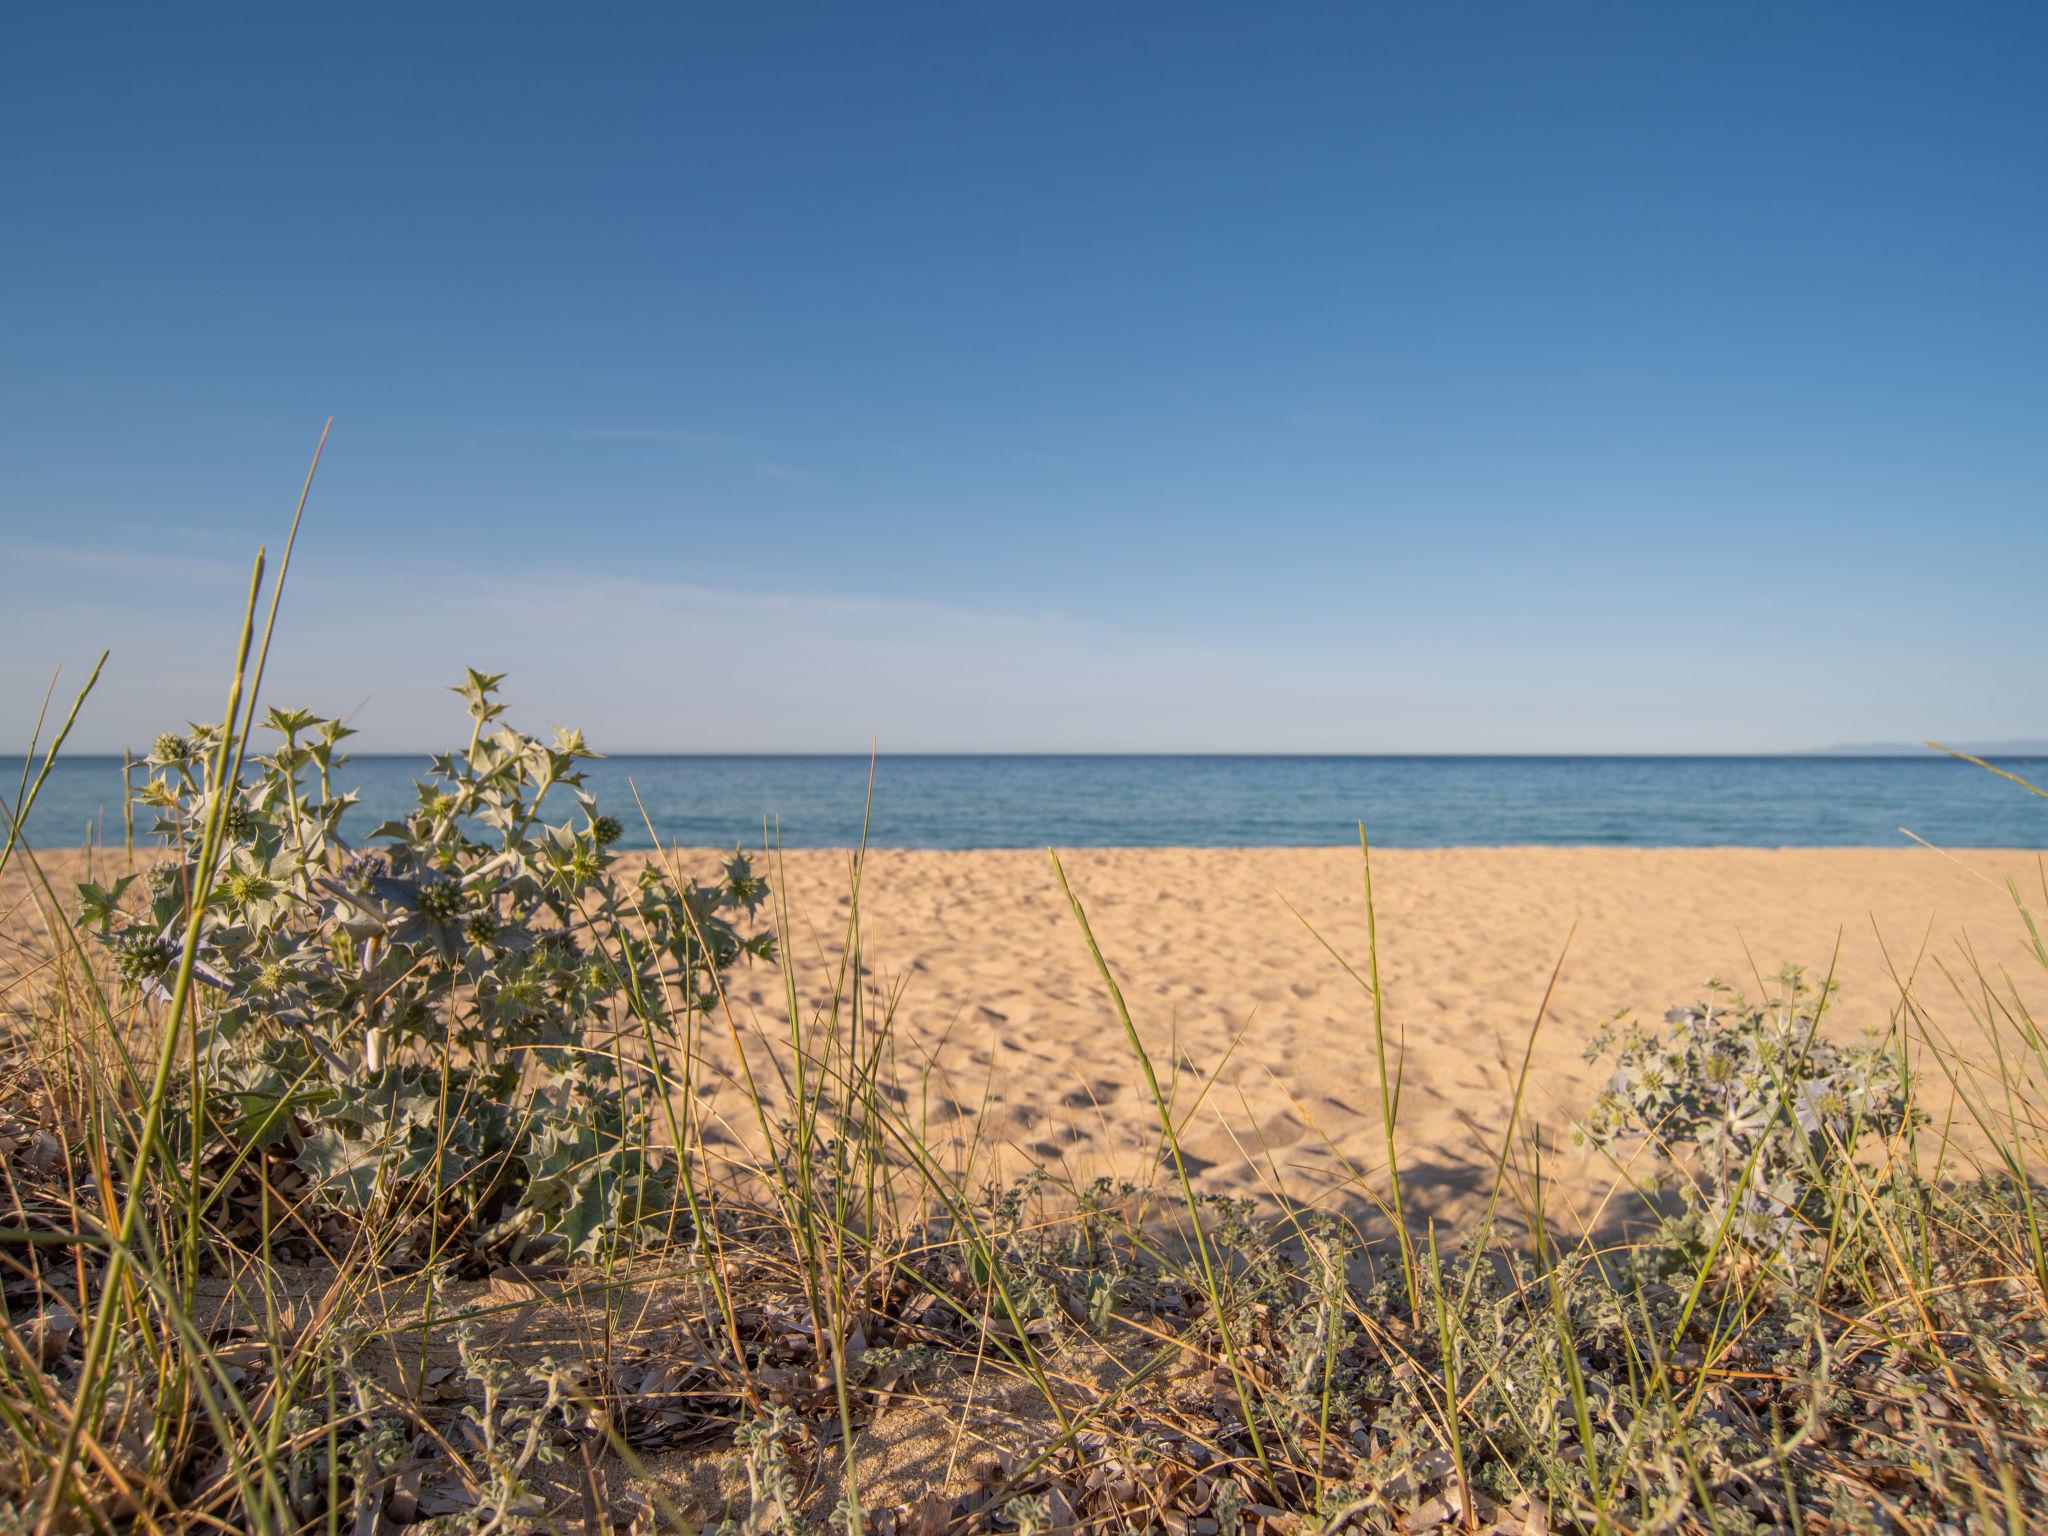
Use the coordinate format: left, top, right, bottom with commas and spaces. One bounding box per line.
1582, 969, 1918, 1257
732, 1405, 803, 1536
80, 671, 771, 1259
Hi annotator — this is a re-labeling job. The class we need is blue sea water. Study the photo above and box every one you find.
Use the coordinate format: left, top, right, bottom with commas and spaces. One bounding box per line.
3, 754, 2044, 850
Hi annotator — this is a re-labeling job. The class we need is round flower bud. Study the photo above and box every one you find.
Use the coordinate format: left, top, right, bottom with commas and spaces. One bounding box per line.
417, 879, 465, 920
112, 932, 176, 985
150, 733, 195, 767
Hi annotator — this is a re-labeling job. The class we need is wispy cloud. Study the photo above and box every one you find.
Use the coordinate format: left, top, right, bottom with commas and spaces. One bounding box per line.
109, 519, 231, 545
0, 542, 243, 586
9, 555, 2026, 756
577, 429, 826, 489
5, 557, 1322, 753
577, 427, 722, 446
753, 462, 822, 486
576, 430, 825, 490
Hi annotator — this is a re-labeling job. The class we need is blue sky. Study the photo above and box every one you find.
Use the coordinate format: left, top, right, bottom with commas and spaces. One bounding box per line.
3, 3, 2044, 752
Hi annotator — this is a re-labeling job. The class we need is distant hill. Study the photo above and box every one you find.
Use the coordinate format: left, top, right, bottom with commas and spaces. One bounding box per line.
1806, 740, 2048, 758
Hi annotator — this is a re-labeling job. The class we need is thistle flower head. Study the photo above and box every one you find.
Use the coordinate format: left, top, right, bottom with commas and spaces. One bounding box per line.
150, 732, 195, 767
112, 932, 176, 985
417, 879, 465, 920
225, 869, 277, 906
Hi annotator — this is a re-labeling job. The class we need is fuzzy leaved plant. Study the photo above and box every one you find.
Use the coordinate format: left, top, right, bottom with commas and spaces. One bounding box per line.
78, 670, 771, 1260
1581, 967, 1919, 1262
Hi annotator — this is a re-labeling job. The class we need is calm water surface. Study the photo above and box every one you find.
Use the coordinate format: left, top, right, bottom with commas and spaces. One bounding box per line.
5, 755, 2043, 850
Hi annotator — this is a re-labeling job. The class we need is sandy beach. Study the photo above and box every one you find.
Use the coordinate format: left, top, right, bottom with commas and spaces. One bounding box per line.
8, 843, 2043, 1228
634, 843, 2045, 1229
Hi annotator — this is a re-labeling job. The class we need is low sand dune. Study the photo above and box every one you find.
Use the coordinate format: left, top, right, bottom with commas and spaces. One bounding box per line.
8, 842, 2046, 1518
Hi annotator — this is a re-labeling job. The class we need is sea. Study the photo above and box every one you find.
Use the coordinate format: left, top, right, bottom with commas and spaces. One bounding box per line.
4, 754, 2044, 851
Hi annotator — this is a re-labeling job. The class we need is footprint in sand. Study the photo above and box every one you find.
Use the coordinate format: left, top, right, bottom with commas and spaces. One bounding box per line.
1059, 1080, 1121, 1109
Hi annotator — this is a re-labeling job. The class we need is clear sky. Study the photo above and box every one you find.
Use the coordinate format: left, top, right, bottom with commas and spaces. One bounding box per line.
3, 4, 2044, 753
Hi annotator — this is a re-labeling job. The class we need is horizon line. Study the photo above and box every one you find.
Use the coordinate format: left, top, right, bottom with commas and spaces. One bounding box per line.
14, 748, 2044, 763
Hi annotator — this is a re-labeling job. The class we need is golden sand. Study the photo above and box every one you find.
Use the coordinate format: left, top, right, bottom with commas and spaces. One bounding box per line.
668, 844, 2047, 1230
8, 843, 2044, 1517
8, 844, 2042, 1230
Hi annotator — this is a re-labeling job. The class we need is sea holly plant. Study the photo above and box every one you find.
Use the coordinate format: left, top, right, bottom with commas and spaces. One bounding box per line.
79, 672, 772, 1260
1581, 968, 1919, 1263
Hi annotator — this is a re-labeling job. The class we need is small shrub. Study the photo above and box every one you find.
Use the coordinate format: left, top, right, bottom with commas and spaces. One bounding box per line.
1581, 968, 1919, 1260
79, 670, 771, 1260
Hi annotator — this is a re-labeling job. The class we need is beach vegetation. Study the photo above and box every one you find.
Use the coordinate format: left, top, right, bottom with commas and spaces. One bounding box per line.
78, 672, 769, 1268
0, 527, 2043, 1534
